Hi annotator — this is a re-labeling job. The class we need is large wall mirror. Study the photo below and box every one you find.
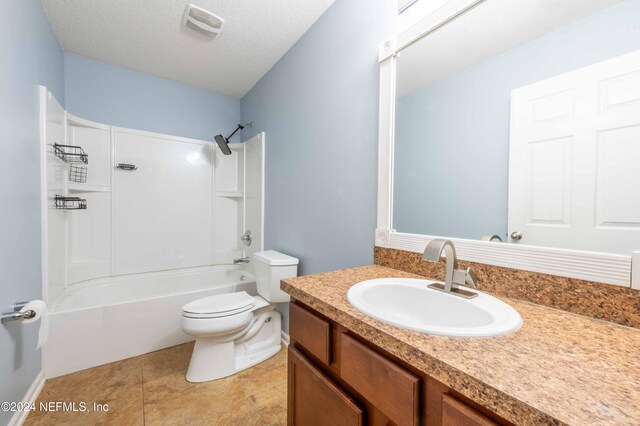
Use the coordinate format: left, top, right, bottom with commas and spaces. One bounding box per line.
393, 0, 640, 256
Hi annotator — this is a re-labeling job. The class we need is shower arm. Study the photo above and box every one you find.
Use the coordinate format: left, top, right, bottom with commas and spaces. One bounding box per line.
225, 122, 253, 141
225, 124, 243, 141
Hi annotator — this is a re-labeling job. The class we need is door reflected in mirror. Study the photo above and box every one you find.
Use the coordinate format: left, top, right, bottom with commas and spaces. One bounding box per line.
393, 0, 640, 255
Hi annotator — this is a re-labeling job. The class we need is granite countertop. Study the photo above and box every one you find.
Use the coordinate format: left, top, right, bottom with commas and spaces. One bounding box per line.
281, 265, 640, 426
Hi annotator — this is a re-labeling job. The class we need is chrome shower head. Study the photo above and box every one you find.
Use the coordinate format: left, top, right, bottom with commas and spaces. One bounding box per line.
214, 134, 232, 155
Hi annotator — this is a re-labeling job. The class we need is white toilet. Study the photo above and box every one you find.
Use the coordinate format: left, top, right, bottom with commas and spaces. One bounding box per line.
181, 250, 298, 382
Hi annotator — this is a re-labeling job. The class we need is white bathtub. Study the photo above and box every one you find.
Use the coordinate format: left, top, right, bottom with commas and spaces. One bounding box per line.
43, 266, 256, 378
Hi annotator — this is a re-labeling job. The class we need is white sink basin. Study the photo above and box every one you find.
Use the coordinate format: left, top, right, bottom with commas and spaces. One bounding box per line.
347, 278, 522, 338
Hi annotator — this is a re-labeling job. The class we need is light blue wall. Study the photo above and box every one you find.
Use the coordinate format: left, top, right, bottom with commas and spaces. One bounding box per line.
0, 1, 64, 422
394, 0, 640, 240
241, 0, 389, 279
64, 53, 240, 141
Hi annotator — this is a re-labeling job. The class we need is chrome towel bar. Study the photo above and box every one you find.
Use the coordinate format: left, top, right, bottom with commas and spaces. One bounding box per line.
115, 163, 138, 171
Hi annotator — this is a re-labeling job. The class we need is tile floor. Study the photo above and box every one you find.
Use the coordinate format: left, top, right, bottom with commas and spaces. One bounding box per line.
25, 342, 288, 425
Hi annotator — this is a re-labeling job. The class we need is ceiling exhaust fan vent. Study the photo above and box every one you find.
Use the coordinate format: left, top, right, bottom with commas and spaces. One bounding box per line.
183, 4, 224, 38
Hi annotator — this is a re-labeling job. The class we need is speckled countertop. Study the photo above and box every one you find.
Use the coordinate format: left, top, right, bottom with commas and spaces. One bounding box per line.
281, 265, 640, 426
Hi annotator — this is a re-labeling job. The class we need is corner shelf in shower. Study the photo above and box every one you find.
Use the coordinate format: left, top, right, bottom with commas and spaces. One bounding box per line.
54, 195, 87, 210
215, 191, 243, 198
68, 183, 111, 193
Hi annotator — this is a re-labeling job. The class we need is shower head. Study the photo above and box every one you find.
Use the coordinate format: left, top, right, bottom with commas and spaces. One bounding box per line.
214, 122, 253, 156
214, 134, 232, 155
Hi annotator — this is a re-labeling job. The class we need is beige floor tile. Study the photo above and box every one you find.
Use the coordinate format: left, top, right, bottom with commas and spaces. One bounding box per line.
141, 342, 194, 384
237, 350, 287, 397
209, 395, 266, 426
35, 357, 142, 404
143, 372, 247, 425
24, 342, 288, 426
25, 383, 144, 426
258, 405, 287, 426
249, 381, 288, 425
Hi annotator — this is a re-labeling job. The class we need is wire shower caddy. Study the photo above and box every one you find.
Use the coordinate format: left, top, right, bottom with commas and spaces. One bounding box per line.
53, 143, 88, 165
54, 195, 87, 210
69, 165, 87, 183
53, 143, 89, 183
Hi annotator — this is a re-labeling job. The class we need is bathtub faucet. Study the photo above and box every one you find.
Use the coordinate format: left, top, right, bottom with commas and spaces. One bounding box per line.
233, 257, 250, 264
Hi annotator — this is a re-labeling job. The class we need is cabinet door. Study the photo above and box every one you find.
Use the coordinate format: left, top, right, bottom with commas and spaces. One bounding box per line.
340, 333, 419, 426
288, 347, 363, 426
290, 302, 332, 365
442, 395, 497, 426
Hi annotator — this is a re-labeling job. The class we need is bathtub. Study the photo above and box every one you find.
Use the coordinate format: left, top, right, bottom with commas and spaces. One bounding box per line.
43, 266, 256, 378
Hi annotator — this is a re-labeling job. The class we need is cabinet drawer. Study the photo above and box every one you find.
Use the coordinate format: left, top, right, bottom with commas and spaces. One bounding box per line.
289, 302, 332, 365
340, 333, 420, 426
288, 347, 363, 426
442, 394, 498, 426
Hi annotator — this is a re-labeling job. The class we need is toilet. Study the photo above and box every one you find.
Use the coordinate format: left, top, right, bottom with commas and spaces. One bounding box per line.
181, 250, 298, 382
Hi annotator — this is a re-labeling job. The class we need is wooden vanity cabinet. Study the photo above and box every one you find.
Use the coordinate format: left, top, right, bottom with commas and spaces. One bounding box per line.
288, 301, 510, 426
441, 395, 498, 426
288, 347, 364, 426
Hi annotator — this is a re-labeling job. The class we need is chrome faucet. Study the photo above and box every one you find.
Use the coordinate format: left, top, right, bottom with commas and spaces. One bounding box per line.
422, 239, 478, 298
233, 257, 250, 264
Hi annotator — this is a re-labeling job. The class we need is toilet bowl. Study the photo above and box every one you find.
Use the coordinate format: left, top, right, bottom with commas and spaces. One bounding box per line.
181, 250, 298, 382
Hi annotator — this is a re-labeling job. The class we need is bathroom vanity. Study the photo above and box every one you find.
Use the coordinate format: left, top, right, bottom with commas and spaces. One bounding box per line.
282, 265, 640, 426
287, 301, 507, 426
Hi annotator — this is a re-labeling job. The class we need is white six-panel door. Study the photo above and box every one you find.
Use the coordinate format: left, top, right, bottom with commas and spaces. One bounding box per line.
509, 50, 640, 254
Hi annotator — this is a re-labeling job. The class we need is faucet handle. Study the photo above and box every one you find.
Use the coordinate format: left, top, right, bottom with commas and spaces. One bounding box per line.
464, 267, 478, 288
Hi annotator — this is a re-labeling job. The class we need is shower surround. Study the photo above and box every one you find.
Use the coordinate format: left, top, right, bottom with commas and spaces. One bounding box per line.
40, 87, 265, 377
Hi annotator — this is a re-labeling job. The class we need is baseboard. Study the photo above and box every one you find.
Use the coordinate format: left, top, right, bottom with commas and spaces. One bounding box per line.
280, 330, 290, 347
9, 371, 45, 426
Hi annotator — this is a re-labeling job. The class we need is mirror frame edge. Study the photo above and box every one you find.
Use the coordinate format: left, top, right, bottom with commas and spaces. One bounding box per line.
375, 0, 639, 289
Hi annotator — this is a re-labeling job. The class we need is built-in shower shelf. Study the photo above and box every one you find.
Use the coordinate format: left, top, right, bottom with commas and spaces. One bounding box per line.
68, 183, 111, 193
215, 191, 243, 198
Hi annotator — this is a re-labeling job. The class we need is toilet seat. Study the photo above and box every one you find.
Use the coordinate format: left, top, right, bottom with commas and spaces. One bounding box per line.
183, 291, 255, 319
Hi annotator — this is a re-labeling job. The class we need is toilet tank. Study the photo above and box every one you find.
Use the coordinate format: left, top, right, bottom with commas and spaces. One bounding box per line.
253, 250, 298, 303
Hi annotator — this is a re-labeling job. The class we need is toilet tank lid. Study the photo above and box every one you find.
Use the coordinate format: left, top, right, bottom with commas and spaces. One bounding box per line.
253, 250, 299, 266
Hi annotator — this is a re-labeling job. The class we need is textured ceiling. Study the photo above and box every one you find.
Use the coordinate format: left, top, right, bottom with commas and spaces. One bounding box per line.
396, 0, 620, 97
42, 0, 335, 98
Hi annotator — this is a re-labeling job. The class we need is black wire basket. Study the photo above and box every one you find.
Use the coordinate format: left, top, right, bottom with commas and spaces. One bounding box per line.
69, 165, 87, 183
53, 143, 88, 165
54, 195, 87, 210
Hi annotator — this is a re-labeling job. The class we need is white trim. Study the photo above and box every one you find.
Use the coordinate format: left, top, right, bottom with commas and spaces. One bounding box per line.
39, 87, 49, 303
112, 126, 209, 146
377, 56, 396, 234
67, 114, 109, 130
260, 133, 265, 252
386, 232, 630, 287
280, 330, 290, 347
242, 140, 247, 258
632, 252, 640, 290
380, 0, 484, 60
9, 371, 45, 426
375, 0, 635, 288
110, 123, 116, 277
